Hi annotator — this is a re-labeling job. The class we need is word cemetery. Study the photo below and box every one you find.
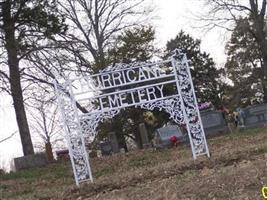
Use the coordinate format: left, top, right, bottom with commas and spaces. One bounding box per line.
97, 84, 166, 110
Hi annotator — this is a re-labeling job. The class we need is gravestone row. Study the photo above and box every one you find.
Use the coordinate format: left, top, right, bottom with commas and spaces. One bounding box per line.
13, 109, 231, 170
243, 103, 267, 128
99, 132, 120, 155
14, 104, 267, 171
100, 123, 151, 155
100, 110, 229, 153
200, 110, 229, 136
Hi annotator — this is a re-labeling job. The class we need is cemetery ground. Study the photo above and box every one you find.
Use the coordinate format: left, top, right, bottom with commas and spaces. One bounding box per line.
2, 128, 267, 199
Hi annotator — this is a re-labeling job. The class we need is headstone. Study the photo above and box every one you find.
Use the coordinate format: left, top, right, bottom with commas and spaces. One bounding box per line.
125, 137, 138, 150
200, 110, 229, 136
89, 150, 97, 158
0, 169, 5, 175
56, 149, 69, 161
99, 141, 112, 156
97, 150, 102, 157
14, 153, 48, 171
139, 123, 151, 148
153, 125, 184, 149
243, 103, 267, 128
108, 132, 120, 153
120, 148, 125, 153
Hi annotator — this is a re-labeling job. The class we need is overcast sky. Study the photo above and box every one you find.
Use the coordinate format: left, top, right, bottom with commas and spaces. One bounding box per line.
155, 0, 229, 64
0, 0, 230, 169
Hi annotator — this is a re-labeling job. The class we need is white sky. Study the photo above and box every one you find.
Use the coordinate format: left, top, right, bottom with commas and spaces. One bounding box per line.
154, 0, 228, 65
0, 0, 229, 169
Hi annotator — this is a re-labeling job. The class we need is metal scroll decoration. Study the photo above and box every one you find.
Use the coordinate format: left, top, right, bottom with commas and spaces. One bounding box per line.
139, 97, 184, 125
54, 49, 210, 186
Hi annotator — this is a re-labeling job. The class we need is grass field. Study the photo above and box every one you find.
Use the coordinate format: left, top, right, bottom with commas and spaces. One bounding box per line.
1, 127, 267, 200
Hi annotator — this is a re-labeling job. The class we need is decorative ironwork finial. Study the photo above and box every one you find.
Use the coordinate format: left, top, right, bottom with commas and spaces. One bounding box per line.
172, 48, 184, 60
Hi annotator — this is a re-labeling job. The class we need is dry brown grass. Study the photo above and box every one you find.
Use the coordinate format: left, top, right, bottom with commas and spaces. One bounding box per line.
1, 128, 267, 200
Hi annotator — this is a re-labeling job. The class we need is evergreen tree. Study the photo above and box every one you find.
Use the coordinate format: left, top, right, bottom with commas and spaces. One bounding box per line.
225, 17, 265, 107
108, 26, 155, 64
165, 31, 222, 107
99, 26, 159, 149
204, 0, 267, 102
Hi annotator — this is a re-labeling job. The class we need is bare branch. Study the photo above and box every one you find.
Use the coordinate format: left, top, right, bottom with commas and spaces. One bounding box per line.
0, 70, 9, 80
0, 131, 17, 143
59, 0, 153, 71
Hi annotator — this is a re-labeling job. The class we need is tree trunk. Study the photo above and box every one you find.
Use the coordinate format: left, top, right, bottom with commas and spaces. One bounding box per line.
116, 131, 128, 152
134, 129, 143, 149
256, 37, 267, 102
9, 64, 35, 155
2, 1, 34, 155
45, 142, 54, 162
262, 56, 267, 103
249, 0, 267, 102
258, 40, 267, 102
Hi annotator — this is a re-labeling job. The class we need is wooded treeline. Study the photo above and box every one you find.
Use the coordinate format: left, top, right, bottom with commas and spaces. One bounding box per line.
0, 0, 266, 154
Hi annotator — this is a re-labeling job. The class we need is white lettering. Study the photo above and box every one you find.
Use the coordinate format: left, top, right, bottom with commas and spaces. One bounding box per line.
138, 68, 147, 80
96, 84, 167, 111
146, 87, 156, 100
155, 85, 164, 98
96, 75, 103, 88
101, 74, 113, 87
129, 90, 136, 104
119, 93, 128, 107
153, 68, 162, 77
121, 70, 127, 83
99, 97, 108, 110
112, 72, 123, 86
145, 67, 155, 78
126, 70, 136, 82
138, 89, 147, 102
108, 95, 120, 108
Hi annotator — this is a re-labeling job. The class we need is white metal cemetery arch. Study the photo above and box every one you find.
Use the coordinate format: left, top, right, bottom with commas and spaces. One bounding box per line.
55, 49, 210, 186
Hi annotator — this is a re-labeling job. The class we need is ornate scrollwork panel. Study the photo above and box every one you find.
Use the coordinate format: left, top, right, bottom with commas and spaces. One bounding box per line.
80, 110, 121, 142
56, 85, 91, 183
172, 50, 209, 156
139, 97, 185, 125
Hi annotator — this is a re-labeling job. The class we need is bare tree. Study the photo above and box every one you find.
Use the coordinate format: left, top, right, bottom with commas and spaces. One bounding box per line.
0, 131, 17, 143
202, 0, 267, 101
18, 0, 155, 116
59, 0, 153, 72
20, 47, 90, 114
0, 0, 153, 157
27, 91, 63, 161
0, 0, 66, 155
